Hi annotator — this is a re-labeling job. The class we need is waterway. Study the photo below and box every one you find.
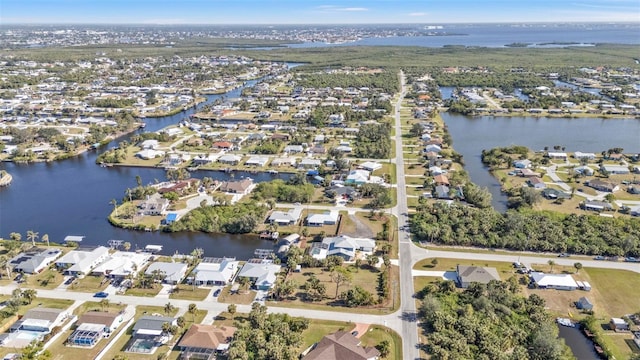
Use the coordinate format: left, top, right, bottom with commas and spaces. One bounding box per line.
442, 113, 640, 212
0, 77, 290, 258
557, 324, 599, 360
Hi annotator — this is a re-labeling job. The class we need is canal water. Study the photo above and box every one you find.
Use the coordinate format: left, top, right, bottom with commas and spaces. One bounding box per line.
442, 113, 640, 211
557, 324, 599, 360
0, 78, 289, 257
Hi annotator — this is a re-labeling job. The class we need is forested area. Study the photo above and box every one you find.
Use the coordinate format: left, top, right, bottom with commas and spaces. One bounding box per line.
410, 203, 640, 256
294, 71, 399, 93
354, 122, 392, 159
418, 280, 573, 360
253, 178, 315, 203
305, 101, 391, 127
166, 202, 267, 233
430, 70, 554, 92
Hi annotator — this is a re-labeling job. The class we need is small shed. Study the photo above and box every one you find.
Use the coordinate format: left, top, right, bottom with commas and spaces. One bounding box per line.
575, 297, 593, 311
582, 281, 591, 291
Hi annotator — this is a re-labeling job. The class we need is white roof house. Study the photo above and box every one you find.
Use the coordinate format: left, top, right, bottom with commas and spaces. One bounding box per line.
135, 149, 165, 160
530, 272, 578, 290
359, 161, 382, 172
92, 251, 151, 278
601, 164, 630, 174
306, 210, 340, 226
193, 257, 239, 286
268, 207, 303, 225
574, 152, 596, 160
139, 139, 159, 149
245, 156, 270, 167
55, 246, 110, 276
237, 259, 282, 290
144, 262, 189, 284
310, 235, 376, 261
345, 169, 370, 184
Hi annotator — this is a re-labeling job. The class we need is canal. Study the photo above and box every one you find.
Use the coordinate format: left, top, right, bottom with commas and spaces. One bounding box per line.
0, 77, 290, 257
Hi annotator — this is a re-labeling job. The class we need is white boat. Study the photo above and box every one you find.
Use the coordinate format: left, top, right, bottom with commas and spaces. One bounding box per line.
556, 318, 575, 327
144, 245, 163, 253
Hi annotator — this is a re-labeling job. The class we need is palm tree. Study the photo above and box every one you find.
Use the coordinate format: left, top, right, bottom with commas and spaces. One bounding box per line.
110, 199, 118, 217
547, 260, 555, 273
0, 256, 9, 279
21, 289, 37, 304
99, 298, 109, 311
573, 262, 583, 274
188, 303, 197, 322
41, 234, 49, 247
123, 242, 131, 251
227, 304, 237, 320
26, 230, 39, 247
164, 302, 175, 315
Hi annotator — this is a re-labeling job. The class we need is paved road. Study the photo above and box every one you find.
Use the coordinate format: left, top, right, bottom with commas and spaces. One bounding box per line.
392, 71, 422, 360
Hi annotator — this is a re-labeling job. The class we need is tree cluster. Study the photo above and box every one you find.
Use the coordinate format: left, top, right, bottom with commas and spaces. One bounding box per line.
253, 179, 315, 204
228, 303, 309, 360
354, 122, 392, 159
295, 71, 399, 93
418, 280, 572, 360
166, 202, 267, 234
410, 202, 640, 256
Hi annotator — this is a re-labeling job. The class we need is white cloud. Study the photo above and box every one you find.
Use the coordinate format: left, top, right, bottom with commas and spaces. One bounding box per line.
409, 12, 427, 16
315, 5, 368, 12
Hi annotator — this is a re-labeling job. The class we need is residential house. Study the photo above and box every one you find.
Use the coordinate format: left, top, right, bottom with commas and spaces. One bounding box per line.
433, 174, 449, 186
55, 246, 110, 276
217, 154, 242, 165
513, 159, 532, 169
283, 145, 304, 154
245, 156, 269, 167
310, 145, 327, 155
145, 262, 189, 285
575, 297, 594, 311
271, 157, 296, 167
587, 179, 619, 192
306, 210, 340, 227
237, 259, 282, 290
268, 207, 303, 226
157, 179, 199, 196
541, 188, 571, 200
68, 312, 124, 347
528, 177, 546, 189
298, 158, 322, 169
192, 154, 217, 166
530, 272, 578, 290
193, 257, 239, 286
359, 161, 382, 172
582, 200, 614, 212
519, 168, 540, 177
135, 149, 165, 160
345, 169, 370, 185
547, 152, 568, 160
212, 141, 233, 150
139, 139, 159, 150
573, 152, 596, 160
9, 248, 62, 274
456, 265, 500, 288
91, 251, 151, 278
167, 153, 187, 167
601, 164, 630, 175
435, 185, 450, 199
76, 311, 123, 334
574, 165, 594, 176
138, 193, 170, 216
325, 185, 359, 201
424, 144, 442, 153
128, 316, 177, 351
310, 235, 376, 261
12, 308, 67, 334
219, 178, 254, 194
303, 331, 380, 360
177, 324, 237, 360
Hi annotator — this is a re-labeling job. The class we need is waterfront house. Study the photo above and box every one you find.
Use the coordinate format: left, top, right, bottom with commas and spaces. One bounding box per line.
193, 257, 239, 286
528, 177, 546, 189
303, 331, 380, 360
177, 324, 237, 359
56, 246, 110, 276
435, 185, 450, 199
144, 262, 188, 285
456, 265, 500, 288
309, 235, 376, 261
298, 158, 322, 169
434, 174, 450, 186
547, 152, 568, 160
306, 210, 340, 227
219, 178, 253, 194
575, 297, 594, 311
573, 152, 596, 160
424, 144, 442, 153
135, 149, 165, 160
587, 179, 619, 192
192, 154, 217, 166
513, 159, 532, 169
138, 193, 170, 216
217, 154, 242, 165
237, 259, 282, 290
530, 272, 578, 290
271, 157, 296, 167
91, 251, 151, 278
139, 139, 159, 150
268, 207, 303, 226
245, 156, 269, 167
574, 165, 594, 176
9, 248, 62, 274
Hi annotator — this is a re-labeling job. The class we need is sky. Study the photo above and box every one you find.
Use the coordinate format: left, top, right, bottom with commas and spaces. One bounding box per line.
1, 0, 639, 24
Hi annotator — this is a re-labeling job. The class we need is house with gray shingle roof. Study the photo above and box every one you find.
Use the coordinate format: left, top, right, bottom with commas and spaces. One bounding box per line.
456, 265, 500, 288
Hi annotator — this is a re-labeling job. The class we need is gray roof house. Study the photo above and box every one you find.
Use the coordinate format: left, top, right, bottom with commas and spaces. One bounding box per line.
435, 185, 450, 199
268, 207, 303, 225
310, 235, 376, 261
132, 316, 177, 337
456, 265, 500, 288
144, 262, 189, 285
237, 259, 282, 290
10, 248, 62, 274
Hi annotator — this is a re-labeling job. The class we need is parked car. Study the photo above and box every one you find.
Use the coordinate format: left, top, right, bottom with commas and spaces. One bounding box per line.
593, 256, 606, 261
351, 331, 359, 337
14, 274, 23, 282
94, 291, 109, 298
213, 289, 221, 297
558, 253, 570, 258
64, 277, 75, 285
625, 257, 639, 263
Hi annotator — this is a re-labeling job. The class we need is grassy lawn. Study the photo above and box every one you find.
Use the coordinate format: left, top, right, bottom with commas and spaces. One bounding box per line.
404, 164, 426, 176
405, 177, 425, 185
268, 265, 397, 315
413, 257, 530, 280
372, 162, 397, 184
168, 284, 210, 301
217, 285, 256, 305
68, 275, 110, 293
124, 285, 162, 297
73, 301, 126, 315
24, 268, 64, 289
360, 325, 403, 360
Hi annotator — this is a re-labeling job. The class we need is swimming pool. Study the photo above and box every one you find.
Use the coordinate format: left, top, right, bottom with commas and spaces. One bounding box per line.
127, 338, 156, 354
